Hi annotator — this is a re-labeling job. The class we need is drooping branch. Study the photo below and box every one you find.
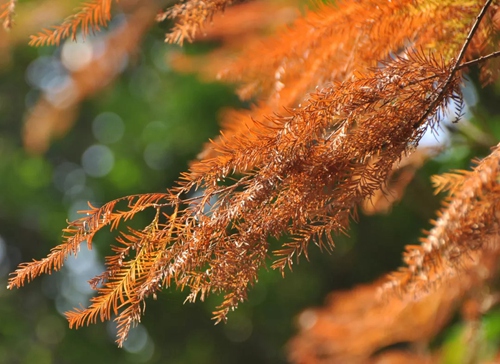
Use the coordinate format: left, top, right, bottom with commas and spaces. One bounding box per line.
9, 51, 465, 344
172, 52, 463, 321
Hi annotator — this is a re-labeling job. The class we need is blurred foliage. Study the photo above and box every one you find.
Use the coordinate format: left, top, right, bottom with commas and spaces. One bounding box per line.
2, 2, 500, 364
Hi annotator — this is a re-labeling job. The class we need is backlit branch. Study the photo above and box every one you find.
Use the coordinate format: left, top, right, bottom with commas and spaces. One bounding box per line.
8, 193, 172, 290
29, 0, 115, 46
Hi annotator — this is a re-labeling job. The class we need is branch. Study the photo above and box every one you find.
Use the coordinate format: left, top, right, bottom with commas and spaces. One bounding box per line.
7, 193, 172, 289
29, 0, 114, 46
414, 0, 493, 128
458, 50, 500, 69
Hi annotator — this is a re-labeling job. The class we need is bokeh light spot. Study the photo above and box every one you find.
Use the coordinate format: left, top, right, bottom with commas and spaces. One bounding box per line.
61, 40, 93, 72
92, 112, 125, 144
82, 144, 115, 177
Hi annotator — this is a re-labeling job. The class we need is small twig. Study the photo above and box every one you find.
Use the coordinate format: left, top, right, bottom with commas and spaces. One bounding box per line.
455, 0, 493, 69
414, 0, 493, 128
458, 50, 500, 69
403, 49, 500, 89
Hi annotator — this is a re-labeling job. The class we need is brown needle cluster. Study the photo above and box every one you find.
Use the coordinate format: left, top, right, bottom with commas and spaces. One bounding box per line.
8, 51, 464, 346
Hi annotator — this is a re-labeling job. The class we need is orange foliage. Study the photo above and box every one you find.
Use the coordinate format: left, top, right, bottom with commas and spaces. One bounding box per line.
189, 0, 499, 164
7, 0, 500, 354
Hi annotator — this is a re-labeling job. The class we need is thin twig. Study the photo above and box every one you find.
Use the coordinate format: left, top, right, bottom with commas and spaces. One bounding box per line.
455, 0, 494, 68
404, 50, 500, 88
414, 0, 493, 128
458, 50, 500, 69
